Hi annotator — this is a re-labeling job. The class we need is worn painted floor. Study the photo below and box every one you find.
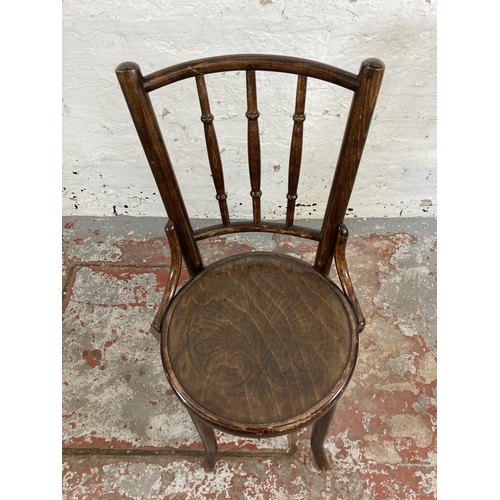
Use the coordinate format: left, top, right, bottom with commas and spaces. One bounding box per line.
62, 216, 437, 499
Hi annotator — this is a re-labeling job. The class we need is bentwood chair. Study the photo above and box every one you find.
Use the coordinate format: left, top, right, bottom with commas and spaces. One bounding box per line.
116, 54, 384, 472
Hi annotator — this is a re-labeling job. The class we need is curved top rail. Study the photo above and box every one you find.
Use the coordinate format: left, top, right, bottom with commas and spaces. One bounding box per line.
142, 54, 360, 93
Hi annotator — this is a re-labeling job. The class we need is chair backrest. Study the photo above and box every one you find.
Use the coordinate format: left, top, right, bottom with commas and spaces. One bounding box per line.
116, 54, 384, 277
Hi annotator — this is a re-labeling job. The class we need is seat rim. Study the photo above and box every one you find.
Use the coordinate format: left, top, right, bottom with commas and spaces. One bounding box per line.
161, 251, 359, 437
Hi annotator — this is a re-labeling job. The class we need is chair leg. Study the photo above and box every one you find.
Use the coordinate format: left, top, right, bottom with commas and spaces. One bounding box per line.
188, 410, 218, 472
311, 403, 337, 470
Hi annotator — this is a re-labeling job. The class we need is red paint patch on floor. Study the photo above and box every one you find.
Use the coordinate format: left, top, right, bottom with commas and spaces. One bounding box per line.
82, 349, 102, 368
113, 237, 170, 265
62, 220, 436, 498
63, 435, 136, 449
364, 464, 435, 499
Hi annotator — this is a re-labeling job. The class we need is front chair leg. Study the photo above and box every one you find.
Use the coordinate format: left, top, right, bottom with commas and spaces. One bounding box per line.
188, 410, 218, 472
311, 404, 337, 470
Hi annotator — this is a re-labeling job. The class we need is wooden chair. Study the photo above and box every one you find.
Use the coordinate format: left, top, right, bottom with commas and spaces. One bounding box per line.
116, 54, 384, 471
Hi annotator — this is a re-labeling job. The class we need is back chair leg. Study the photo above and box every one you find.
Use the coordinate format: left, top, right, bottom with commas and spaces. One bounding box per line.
310, 403, 337, 470
188, 410, 218, 472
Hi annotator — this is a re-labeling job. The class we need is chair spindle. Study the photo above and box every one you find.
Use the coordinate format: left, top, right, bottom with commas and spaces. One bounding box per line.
286, 75, 307, 227
195, 75, 230, 226
246, 70, 262, 225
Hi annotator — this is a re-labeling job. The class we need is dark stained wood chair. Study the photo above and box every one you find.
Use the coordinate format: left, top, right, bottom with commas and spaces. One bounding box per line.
116, 54, 384, 472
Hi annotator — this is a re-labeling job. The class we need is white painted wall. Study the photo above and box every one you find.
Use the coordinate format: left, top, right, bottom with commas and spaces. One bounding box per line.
62, 0, 436, 220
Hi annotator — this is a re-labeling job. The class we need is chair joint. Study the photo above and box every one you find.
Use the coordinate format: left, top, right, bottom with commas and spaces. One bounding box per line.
201, 113, 214, 124
245, 110, 260, 120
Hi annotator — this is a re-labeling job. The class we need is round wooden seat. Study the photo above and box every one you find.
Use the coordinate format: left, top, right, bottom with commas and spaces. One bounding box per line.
161, 252, 359, 436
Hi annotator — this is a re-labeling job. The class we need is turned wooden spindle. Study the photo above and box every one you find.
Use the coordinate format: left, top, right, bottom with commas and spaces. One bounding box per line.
196, 75, 230, 226
286, 74, 308, 227
246, 70, 262, 225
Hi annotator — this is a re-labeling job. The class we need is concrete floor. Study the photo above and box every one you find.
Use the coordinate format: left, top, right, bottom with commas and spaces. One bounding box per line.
62, 216, 437, 499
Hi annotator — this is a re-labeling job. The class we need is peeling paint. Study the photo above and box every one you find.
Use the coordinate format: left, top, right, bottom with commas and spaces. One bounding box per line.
62, 216, 437, 498
364, 434, 403, 465
417, 351, 436, 384
383, 414, 433, 448
62, 1, 436, 220
387, 353, 417, 377
82, 349, 102, 368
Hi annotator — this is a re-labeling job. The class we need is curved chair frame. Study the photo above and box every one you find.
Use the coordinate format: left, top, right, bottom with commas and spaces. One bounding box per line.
116, 54, 384, 471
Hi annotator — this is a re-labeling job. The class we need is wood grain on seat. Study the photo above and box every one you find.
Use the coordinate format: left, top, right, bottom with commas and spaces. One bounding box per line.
162, 253, 357, 433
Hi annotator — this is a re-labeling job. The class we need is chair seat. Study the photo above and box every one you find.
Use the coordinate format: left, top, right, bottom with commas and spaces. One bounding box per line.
161, 252, 358, 435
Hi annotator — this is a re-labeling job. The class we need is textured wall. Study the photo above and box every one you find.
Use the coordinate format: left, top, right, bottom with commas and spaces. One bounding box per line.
62, 0, 436, 220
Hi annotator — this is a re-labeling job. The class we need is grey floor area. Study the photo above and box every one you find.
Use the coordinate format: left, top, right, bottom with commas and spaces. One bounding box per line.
62, 215, 437, 500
